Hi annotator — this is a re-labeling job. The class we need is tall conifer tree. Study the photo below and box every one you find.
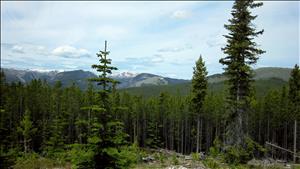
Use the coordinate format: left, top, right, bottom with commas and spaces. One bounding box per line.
17, 110, 37, 154
288, 64, 300, 118
288, 64, 300, 163
89, 41, 127, 169
191, 56, 208, 153
219, 0, 265, 146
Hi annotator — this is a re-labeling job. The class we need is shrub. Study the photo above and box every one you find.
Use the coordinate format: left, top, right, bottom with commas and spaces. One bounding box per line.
104, 144, 139, 169
203, 158, 220, 169
171, 154, 179, 165
223, 137, 266, 165
67, 144, 95, 169
210, 137, 223, 158
244, 137, 266, 158
191, 152, 200, 161
0, 148, 21, 168
153, 152, 166, 166
13, 153, 62, 169
224, 145, 249, 165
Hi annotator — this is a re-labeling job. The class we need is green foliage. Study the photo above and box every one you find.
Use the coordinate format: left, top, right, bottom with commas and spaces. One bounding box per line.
191, 56, 208, 115
17, 110, 37, 153
191, 152, 200, 161
223, 138, 266, 165
224, 145, 249, 165
209, 137, 222, 158
209, 146, 220, 158
244, 137, 266, 158
104, 144, 138, 169
219, 0, 265, 146
171, 154, 179, 165
0, 148, 21, 169
13, 153, 63, 169
203, 157, 220, 169
86, 41, 134, 169
67, 144, 95, 169
288, 64, 300, 119
153, 152, 166, 165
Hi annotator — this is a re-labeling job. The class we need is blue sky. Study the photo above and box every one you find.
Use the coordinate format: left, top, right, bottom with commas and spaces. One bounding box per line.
1, 1, 299, 79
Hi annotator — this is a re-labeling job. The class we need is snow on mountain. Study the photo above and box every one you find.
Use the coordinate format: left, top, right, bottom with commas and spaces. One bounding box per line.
110, 72, 138, 78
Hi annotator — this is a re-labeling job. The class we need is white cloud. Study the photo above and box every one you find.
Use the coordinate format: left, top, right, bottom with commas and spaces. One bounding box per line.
171, 10, 190, 19
151, 54, 164, 63
158, 44, 193, 53
3, 43, 49, 55
52, 45, 91, 58
11, 45, 24, 53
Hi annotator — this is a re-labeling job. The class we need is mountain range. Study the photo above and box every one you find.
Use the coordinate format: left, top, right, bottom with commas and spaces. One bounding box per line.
1, 67, 292, 91
1, 68, 189, 89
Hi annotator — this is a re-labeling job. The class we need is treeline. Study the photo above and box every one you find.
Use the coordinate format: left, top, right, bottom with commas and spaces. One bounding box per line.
0, 65, 299, 165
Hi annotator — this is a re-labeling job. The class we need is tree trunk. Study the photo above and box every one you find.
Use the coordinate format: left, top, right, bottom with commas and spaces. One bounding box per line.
170, 119, 174, 150
24, 137, 27, 154
143, 111, 146, 147
196, 116, 200, 153
284, 122, 287, 161
88, 109, 91, 136
181, 120, 184, 153
206, 121, 210, 151
200, 118, 203, 152
184, 117, 187, 154
177, 121, 180, 152
133, 119, 137, 143
258, 119, 261, 144
267, 114, 270, 142
294, 120, 297, 164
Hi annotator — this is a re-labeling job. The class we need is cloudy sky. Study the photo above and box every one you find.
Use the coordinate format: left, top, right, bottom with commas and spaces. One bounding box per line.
1, 1, 299, 79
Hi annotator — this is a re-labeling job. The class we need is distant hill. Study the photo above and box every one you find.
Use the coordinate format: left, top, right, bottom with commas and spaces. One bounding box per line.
253, 67, 292, 81
1, 67, 292, 93
2, 68, 96, 89
120, 77, 288, 98
111, 72, 189, 88
120, 67, 292, 97
206, 67, 292, 83
1, 68, 189, 89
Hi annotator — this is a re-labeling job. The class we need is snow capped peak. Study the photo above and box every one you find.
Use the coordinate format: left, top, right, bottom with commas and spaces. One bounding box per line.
110, 72, 138, 78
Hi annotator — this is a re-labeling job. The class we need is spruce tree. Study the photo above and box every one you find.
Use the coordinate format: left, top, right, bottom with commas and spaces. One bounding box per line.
288, 64, 300, 119
89, 41, 128, 169
219, 0, 265, 146
17, 110, 37, 154
191, 56, 208, 153
288, 64, 300, 163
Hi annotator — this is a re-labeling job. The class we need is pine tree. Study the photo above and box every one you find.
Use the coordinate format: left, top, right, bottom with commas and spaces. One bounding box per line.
288, 64, 300, 163
0, 71, 7, 152
191, 56, 208, 153
288, 64, 300, 119
17, 110, 37, 154
89, 41, 128, 169
46, 82, 65, 156
219, 0, 265, 146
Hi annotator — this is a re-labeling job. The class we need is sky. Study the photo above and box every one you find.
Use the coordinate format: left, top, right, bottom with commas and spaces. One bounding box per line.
1, 1, 299, 79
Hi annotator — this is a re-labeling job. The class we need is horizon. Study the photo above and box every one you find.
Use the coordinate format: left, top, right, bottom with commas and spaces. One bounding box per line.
1, 65, 295, 81
1, 1, 299, 79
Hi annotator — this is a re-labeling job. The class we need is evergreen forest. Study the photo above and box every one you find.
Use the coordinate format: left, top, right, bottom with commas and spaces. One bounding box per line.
0, 0, 299, 168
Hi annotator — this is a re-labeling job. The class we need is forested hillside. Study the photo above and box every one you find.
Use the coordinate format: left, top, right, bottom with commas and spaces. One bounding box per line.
1, 65, 299, 168
120, 77, 288, 98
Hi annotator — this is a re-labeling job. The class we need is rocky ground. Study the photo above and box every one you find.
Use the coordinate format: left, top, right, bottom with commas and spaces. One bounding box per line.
134, 149, 300, 169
